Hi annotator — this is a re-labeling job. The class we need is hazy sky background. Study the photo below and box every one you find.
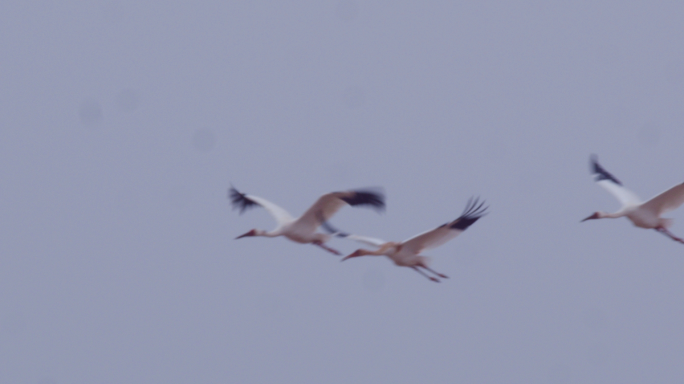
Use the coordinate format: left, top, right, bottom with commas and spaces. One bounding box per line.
2, 1, 684, 383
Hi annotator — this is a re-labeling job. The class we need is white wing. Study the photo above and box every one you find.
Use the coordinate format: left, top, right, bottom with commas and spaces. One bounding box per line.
294, 188, 385, 234
317, 215, 387, 247
229, 187, 294, 227
596, 180, 641, 207
343, 234, 387, 247
400, 227, 461, 254
401, 197, 487, 255
641, 182, 684, 216
590, 155, 641, 207
243, 195, 294, 226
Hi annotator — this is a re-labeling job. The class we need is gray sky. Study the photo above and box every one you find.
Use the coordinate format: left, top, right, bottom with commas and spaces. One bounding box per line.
2, 1, 684, 383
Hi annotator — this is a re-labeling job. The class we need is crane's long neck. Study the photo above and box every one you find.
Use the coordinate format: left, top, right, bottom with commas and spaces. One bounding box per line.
344, 242, 399, 261
363, 242, 399, 256
245, 229, 281, 238
261, 229, 281, 237
601, 211, 627, 219
357, 248, 386, 256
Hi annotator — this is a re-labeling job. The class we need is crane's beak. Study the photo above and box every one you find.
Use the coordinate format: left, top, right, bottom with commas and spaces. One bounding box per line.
581, 213, 598, 222
341, 251, 361, 262
235, 229, 256, 239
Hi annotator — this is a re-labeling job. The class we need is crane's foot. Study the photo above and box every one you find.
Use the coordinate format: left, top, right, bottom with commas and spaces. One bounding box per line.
421, 265, 449, 279
656, 227, 684, 244
412, 266, 441, 282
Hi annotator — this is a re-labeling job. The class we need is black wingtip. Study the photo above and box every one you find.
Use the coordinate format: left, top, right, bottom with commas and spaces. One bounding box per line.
449, 197, 488, 230
228, 186, 259, 214
589, 154, 601, 175
589, 154, 622, 185
340, 187, 386, 212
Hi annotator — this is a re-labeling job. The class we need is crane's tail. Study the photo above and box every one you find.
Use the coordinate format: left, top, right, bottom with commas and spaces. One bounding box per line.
661, 218, 674, 229
419, 255, 433, 266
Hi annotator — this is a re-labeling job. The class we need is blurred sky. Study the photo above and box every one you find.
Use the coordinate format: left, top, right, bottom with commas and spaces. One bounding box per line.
2, 1, 684, 383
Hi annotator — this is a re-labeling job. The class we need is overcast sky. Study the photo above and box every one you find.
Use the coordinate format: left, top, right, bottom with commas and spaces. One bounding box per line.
2, 1, 684, 383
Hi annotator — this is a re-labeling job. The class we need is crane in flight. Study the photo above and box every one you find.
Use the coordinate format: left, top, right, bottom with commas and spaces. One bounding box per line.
321, 197, 487, 282
582, 154, 684, 244
229, 186, 385, 255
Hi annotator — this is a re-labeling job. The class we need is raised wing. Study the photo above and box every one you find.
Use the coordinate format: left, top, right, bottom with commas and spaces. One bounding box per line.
590, 155, 641, 206
229, 187, 294, 227
295, 188, 385, 233
319, 216, 387, 247
401, 197, 487, 255
641, 182, 684, 216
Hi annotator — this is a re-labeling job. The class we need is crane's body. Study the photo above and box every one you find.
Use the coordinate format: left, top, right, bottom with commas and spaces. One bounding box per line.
582, 155, 684, 243
322, 197, 487, 282
229, 186, 385, 254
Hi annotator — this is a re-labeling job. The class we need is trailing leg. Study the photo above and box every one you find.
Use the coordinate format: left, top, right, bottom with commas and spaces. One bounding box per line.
656, 227, 684, 244
313, 240, 341, 255
421, 264, 448, 279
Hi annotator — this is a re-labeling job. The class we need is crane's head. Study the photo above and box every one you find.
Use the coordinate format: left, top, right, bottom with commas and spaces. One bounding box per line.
581, 212, 601, 222
235, 229, 259, 239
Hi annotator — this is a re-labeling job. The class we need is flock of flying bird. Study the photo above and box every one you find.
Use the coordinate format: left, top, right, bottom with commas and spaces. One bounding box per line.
229, 155, 684, 282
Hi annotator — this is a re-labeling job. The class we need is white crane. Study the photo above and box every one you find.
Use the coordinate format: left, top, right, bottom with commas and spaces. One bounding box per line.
321, 197, 487, 282
229, 186, 385, 255
582, 155, 684, 244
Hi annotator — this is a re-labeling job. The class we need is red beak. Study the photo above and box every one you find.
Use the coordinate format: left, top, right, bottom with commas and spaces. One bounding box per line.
581, 213, 598, 222
341, 251, 361, 262
235, 230, 255, 239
